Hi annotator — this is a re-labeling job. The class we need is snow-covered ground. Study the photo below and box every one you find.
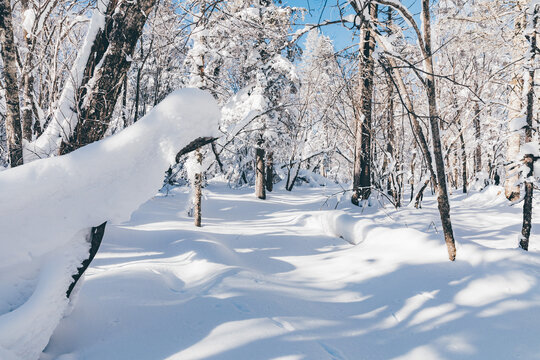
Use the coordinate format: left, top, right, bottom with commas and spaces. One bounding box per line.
41, 182, 540, 360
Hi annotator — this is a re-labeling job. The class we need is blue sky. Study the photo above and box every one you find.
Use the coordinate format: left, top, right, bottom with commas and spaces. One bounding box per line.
284, 0, 423, 51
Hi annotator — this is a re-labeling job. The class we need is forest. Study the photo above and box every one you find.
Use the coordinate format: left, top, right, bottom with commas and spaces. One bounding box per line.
0, 0, 539, 359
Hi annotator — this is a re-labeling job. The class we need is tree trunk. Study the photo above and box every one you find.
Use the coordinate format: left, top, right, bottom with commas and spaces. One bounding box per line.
415, 179, 429, 209
194, 148, 203, 228
451, 145, 459, 193
386, 75, 395, 197
422, 0, 456, 261
505, 7, 526, 201
62, 0, 156, 297
457, 119, 467, 193
266, 151, 274, 192
255, 138, 266, 199
352, 3, 377, 205
520, 4, 537, 251
520, 158, 534, 251
473, 102, 482, 174
122, 73, 128, 125
20, 0, 35, 142
286, 162, 301, 192
134, 64, 143, 123
60, 0, 155, 153
410, 152, 416, 203
0, 0, 24, 167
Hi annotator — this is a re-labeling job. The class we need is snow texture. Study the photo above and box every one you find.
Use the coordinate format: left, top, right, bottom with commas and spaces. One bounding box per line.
0, 89, 220, 360
39, 182, 540, 360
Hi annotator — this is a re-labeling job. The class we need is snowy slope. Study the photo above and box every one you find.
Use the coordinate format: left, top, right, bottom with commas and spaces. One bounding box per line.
41, 183, 540, 360
0, 89, 219, 360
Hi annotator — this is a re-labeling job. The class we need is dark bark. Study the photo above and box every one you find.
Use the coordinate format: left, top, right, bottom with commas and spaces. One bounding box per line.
122, 73, 128, 125
175, 137, 217, 163
410, 153, 416, 203
211, 142, 224, 173
352, 3, 377, 205
266, 151, 274, 192
415, 179, 429, 209
66, 222, 106, 298
0, 0, 24, 167
134, 47, 143, 123
286, 163, 301, 192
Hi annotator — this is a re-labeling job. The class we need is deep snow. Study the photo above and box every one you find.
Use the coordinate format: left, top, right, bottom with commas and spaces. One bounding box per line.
0, 89, 219, 360
40, 182, 540, 360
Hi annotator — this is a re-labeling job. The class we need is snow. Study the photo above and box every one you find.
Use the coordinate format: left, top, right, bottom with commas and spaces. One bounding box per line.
520, 141, 540, 157
0, 89, 219, 360
39, 182, 540, 360
22, 9, 36, 38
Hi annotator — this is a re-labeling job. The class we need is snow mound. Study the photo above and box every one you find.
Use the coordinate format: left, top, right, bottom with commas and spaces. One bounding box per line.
308, 211, 368, 245
0, 88, 220, 360
308, 210, 435, 249
461, 186, 507, 207
307, 210, 449, 265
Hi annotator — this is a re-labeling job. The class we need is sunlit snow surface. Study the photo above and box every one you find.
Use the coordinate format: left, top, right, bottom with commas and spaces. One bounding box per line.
41, 183, 540, 360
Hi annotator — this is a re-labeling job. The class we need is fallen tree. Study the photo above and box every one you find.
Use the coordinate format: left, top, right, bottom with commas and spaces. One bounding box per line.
0, 88, 220, 360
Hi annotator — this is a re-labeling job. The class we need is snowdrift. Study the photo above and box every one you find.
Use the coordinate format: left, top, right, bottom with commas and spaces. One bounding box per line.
0, 89, 220, 360
308, 210, 434, 248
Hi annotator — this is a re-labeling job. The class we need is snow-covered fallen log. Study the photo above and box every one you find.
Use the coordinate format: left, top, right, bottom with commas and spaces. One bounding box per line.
0, 88, 219, 360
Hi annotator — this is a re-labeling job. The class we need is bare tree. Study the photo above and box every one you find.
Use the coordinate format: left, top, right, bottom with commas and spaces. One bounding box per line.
368, 0, 457, 260
351, 2, 377, 205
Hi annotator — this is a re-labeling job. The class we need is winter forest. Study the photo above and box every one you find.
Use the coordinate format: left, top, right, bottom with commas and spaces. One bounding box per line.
0, 0, 539, 358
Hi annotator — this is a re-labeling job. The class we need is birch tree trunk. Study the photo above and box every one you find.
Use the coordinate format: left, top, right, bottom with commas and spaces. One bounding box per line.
520, 4, 537, 251
20, 0, 35, 141
194, 148, 203, 228
0, 0, 24, 167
